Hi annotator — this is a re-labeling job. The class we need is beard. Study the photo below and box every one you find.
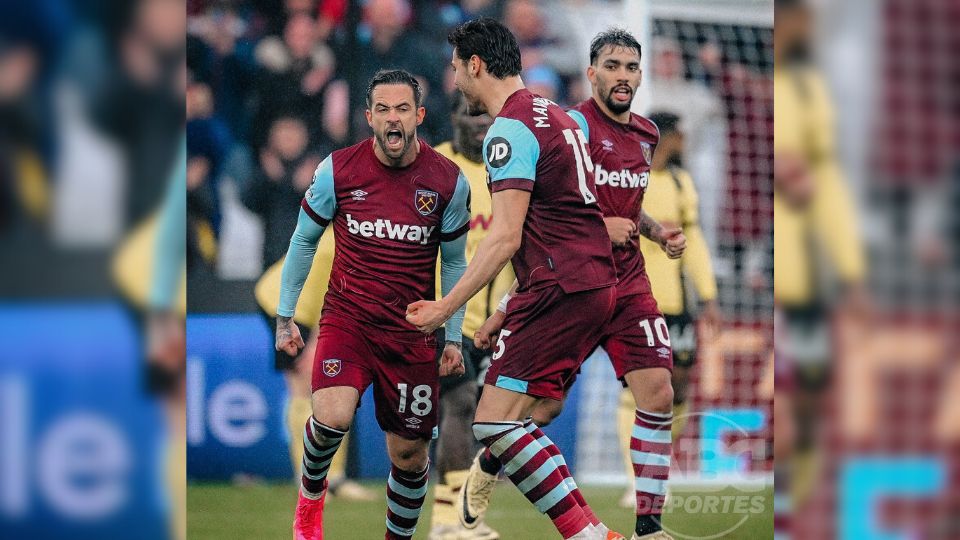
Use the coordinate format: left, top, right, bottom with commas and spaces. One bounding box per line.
602, 83, 634, 114
374, 126, 416, 162
461, 91, 488, 116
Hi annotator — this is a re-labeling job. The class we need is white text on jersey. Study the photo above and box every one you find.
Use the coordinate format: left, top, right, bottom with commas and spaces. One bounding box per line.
594, 163, 649, 189
532, 96, 555, 128
345, 214, 435, 245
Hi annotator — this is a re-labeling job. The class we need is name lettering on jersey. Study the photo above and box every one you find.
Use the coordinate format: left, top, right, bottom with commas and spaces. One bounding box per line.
345, 214, 435, 245
594, 163, 649, 189
532, 96, 555, 128
486, 137, 512, 168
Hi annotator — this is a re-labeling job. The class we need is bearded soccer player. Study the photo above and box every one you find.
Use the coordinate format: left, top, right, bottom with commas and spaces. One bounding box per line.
407, 18, 623, 540
427, 90, 513, 540
456, 29, 688, 540
276, 69, 471, 540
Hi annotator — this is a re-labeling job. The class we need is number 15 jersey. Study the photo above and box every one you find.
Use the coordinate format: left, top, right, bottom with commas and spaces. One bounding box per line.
483, 88, 616, 294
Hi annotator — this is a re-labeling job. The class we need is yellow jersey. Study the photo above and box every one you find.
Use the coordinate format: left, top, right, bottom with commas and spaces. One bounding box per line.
112, 214, 188, 317
773, 66, 865, 306
256, 142, 514, 337
255, 230, 336, 327
434, 142, 515, 337
639, 166, 717, 315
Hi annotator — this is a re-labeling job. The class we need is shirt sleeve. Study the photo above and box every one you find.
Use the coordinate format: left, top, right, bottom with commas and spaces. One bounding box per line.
440, 171, 471, 241
566, 109, 590, 142
439, 234, 468, 343
301, 155, 337, 225
483, 117, 540, 193
278, 154, 336, 317
149, 136, 187, 311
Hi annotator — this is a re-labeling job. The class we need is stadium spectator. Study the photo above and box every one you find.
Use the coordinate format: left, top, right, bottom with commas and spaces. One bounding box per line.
186, 79, 231, 234
251, 13, 336, 150
523, 64, 561, 103
241, 115, 319, 269
184, 78, 222, 271
503, 0, 578, 79
186, 3, 260, 140
338, 0, 449, 142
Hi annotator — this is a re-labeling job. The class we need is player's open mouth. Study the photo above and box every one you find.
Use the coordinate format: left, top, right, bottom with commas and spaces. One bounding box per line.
612, 86, 632, 101
386, 129, 404, 150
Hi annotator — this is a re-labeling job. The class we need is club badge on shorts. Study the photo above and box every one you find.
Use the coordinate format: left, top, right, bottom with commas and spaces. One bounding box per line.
415, 190, 438, 215
322, 358, 342, 377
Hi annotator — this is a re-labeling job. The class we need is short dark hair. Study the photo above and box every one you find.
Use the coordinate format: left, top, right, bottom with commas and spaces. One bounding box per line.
648, 111, 681, 137
447, 17, 522, 79
589, 28, 642, 65
366, 69, 423, 107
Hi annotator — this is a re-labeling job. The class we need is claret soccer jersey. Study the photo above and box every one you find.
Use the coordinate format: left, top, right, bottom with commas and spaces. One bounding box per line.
483, 88, 616, 294
300, 138, 471, 335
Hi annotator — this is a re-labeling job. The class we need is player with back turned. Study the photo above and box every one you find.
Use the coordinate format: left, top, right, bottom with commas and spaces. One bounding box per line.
275, 69, 471, 540
457, 29, 688, 540
406, 18, 624, 540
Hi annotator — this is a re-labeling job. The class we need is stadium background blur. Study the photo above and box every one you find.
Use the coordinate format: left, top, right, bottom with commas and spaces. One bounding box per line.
0, 0, 957, 539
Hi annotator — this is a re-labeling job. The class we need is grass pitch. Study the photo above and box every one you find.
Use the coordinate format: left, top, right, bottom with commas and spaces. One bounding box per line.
188, 481, 772, 539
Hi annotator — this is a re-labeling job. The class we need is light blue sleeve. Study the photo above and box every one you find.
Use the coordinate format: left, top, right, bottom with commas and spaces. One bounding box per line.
149, 136, 186, 311
277, 213, 326, 317
277, 154, 336, 317
567, 110, 590, 142
483, 117, 540, 184
439, 234, 468, 343
441, 171, 471, 238
303, 155, 337, 223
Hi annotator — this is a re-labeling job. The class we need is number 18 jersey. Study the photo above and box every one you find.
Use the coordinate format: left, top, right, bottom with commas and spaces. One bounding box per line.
483, 88, 616, 294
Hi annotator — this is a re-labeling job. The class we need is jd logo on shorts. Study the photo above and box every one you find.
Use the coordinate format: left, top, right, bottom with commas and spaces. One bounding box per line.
486, 137, 512, 168
323, 359, 342, 376
415, 190, 438, 215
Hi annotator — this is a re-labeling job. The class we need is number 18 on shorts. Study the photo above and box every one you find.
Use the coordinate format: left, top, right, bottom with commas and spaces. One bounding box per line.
312, 319, 440, 440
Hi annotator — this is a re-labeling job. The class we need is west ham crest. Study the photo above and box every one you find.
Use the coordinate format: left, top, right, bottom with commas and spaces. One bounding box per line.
415, 190, 438, 216
322, 358, 342, 377
641, 142, 653, 163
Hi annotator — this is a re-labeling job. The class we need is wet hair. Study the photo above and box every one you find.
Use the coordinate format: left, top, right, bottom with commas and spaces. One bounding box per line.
589, 28, 642, 65
366, 69, 423, 107
447, 17, 522, 79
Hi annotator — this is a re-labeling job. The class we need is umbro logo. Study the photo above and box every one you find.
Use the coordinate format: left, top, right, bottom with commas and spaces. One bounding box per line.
351, 189, 368, 200
602, 139, 614, 151
657, 347, 671, 358
405, 417, 422, 425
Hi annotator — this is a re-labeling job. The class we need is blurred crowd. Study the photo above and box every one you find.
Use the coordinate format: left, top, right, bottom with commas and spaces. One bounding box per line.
186, 0, 597, 279
185, 0, 775, 330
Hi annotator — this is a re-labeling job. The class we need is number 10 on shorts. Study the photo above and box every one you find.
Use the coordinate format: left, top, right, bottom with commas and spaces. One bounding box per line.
639, 317, 671, 347
397, 383, 433, 416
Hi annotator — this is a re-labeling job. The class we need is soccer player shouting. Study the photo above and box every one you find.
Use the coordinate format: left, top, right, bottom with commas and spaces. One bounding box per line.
276, 69, 471, 540
406, 18, 622, 540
